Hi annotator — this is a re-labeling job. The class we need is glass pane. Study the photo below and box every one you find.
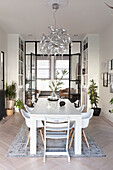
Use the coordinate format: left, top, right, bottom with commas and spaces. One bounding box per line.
37, 60, 49, 68
37, 69, 49, 79
37, 60, 50, 79
55, 69, 69, 79
37, 42, 42, 54
70, 55, 79, 80
26, 42, 35, 54
37, 80, 50, 91
55, 60, 69, 79
26, 55, 31, 80
32, 55, 36, 80
71, 42, 80, 54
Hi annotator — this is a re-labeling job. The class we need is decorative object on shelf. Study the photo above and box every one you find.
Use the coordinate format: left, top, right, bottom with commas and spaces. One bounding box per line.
88, 79, 101, 116
40, 0, 71, 56
6, 81, 17, 116
109, 98, 113, 113
14, 99, 24, 113
49, 69, 68, 99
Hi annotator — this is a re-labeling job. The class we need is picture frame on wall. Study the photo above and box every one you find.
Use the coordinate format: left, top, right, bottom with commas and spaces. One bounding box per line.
111, 60, 113, 70
110, 74, 113, 93
109, 60, 112, 70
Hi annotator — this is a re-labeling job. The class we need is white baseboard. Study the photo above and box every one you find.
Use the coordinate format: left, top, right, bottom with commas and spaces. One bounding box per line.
101, 111, 113, 123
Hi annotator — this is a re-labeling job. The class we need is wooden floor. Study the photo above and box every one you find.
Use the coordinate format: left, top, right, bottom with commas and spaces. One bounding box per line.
0, 113, 113, 170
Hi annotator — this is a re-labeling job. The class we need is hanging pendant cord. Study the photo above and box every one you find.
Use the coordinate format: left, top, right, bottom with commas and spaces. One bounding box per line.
53, 9, 57, 29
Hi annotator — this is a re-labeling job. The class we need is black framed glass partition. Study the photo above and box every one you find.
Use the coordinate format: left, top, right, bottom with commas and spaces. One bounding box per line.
25, 41, 81, 104
25, 53, 37, 106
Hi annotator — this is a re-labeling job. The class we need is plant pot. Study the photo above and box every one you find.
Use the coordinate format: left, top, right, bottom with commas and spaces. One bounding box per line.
6, 109, 13, 116
91, 107, 101, 116
6, 99, 14, 109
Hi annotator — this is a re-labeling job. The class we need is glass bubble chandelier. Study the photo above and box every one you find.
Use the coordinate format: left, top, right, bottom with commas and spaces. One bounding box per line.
40, 0, 71, 56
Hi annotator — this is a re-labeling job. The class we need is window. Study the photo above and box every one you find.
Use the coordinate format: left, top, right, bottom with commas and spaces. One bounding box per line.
55, 56, 69, 89
55, 56, 69, 79
37, 57, 51, 79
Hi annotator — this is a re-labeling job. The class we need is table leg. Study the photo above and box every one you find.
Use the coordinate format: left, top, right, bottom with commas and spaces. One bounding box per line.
74, 118, 82, 155
30, 117, 37, 154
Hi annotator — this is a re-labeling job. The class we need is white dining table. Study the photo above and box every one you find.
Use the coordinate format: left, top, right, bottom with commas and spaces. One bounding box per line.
30, 98, 82, 155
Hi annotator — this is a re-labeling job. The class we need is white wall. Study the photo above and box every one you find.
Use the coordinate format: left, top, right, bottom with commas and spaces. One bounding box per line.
0, 27, 7, 88
99, 22, 113, 122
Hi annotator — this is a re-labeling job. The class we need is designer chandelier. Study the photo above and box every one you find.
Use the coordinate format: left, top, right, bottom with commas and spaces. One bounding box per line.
40, 0, 71, 56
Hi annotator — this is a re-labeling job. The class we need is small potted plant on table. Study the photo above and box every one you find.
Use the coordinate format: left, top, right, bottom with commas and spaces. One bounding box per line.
88, 79, 101, 116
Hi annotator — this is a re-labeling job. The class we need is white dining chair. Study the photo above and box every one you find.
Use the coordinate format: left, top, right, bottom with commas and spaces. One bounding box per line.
44, 117, 70, 162
24, 104, 34, 113
81, 109, 94, 148
69, 105, 85, 149
21, 109, 44, 148
76, 105, 85, 112
69, 109, 94, 149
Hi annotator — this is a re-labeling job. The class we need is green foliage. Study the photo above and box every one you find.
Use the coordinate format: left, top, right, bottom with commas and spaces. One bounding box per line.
6, 82, 17, 100
49, 69, 68, 92
14, 99, 24, 112
109, 98, 113, 113
88, 79, 100, 107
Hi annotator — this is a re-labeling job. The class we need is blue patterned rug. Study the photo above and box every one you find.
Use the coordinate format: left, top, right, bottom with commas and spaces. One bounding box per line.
7, 123, 105, 157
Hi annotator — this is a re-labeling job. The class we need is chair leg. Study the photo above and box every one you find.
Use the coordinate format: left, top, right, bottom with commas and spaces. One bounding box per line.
25, 131, 30, 149
68, 128, 73, 139
40, 128, 44, 145
69, 130, 75, 149
82, 129, 90, 148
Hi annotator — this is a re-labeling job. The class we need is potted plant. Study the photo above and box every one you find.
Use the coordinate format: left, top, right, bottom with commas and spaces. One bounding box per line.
6, 81, 17, 116
109, 98, 113, 113
49, 69, 68, 98
88, 79, 101, 116
14, 99, 24, 113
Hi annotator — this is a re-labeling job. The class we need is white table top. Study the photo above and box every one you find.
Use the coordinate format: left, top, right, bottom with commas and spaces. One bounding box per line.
31, 98, 81, 117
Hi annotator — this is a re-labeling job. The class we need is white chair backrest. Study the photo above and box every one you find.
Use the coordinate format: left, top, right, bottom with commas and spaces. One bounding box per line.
45, 117, 70, 133
76, 105, 85, 112
21, 109, 43, 128
82, 109, 94, 119
24, 104, 34, 113
81, 109, 94, 129
21, 109, 31, 127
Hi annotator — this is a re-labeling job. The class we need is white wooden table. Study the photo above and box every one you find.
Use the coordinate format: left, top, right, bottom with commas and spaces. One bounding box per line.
30, 98, 82, 155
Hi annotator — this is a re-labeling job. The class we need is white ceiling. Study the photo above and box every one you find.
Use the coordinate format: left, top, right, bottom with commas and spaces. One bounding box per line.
0, 0, 113, 40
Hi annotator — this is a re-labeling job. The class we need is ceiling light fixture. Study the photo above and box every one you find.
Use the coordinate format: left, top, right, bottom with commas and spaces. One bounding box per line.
105, 2, 113, 9
40, 0, 71, 56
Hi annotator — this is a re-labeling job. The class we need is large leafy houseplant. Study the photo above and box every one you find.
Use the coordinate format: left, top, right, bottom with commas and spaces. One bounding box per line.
6, 82, 17, 115
49, 69, 68, 97
6, 81, 17, 100
88, 79, 101, 116
88, 79, 100, 107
